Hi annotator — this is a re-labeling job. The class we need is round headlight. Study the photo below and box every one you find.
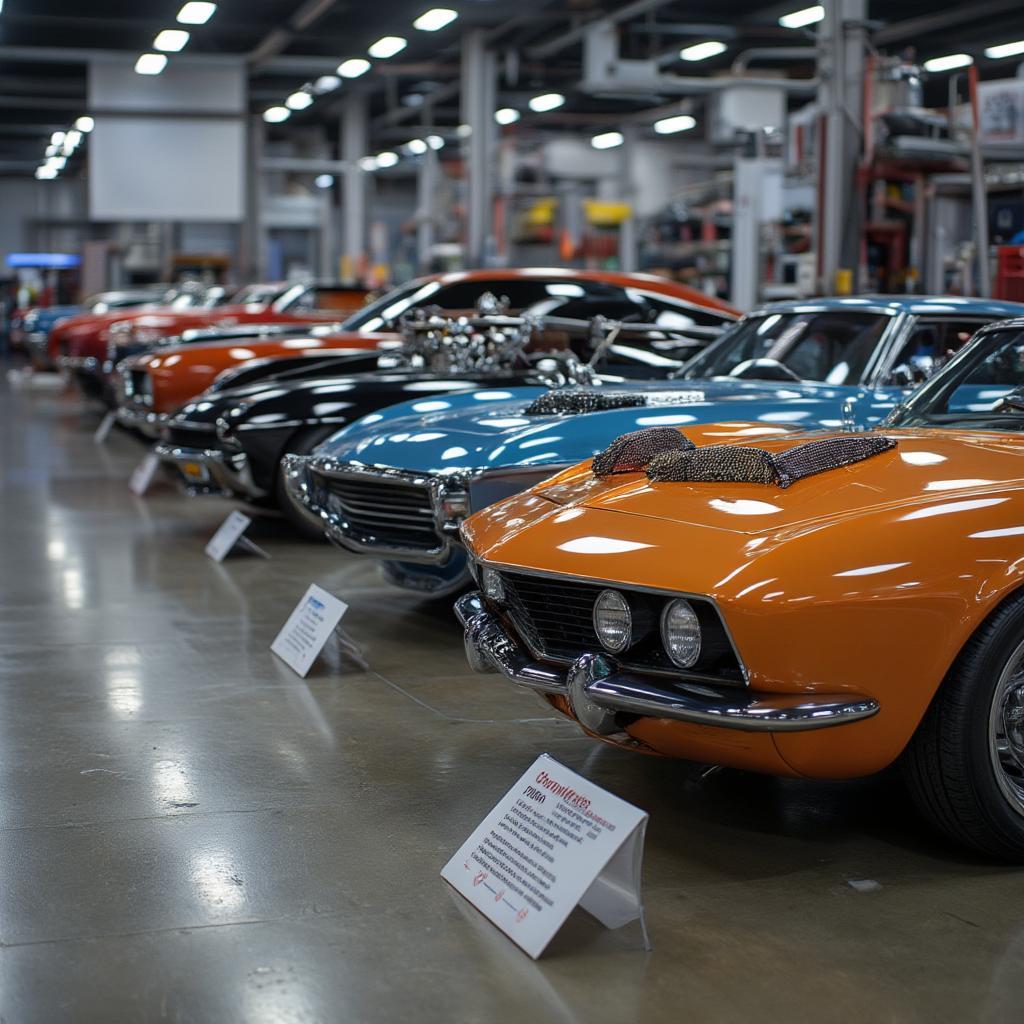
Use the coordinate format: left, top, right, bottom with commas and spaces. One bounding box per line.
661, 599, 701, 668
593, 589, 632, 654
481, 567, 504, 604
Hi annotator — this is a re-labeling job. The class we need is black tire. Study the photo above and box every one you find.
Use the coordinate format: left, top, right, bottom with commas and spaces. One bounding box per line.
273, 426, 339, 540
903, 591, 1024, 861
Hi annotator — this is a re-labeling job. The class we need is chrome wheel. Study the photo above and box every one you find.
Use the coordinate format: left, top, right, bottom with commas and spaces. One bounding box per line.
988, 638, 1024, 818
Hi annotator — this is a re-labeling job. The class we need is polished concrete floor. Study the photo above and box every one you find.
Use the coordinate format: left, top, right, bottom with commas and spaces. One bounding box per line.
3, 364, 1024, 1023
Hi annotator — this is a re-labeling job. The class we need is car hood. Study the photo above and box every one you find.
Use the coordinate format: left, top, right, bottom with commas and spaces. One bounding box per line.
314, 378, 898, 474
529, 428, 1024, 537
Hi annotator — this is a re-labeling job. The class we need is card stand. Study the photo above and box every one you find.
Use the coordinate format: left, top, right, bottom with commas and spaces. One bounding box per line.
233, 535, 270, 560
333, 624, 369, 671
578, 818, 651, 952
94, 411, 117, 444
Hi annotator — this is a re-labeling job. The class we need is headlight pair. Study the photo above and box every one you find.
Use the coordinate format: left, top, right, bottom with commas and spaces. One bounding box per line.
593, 588, 701, 669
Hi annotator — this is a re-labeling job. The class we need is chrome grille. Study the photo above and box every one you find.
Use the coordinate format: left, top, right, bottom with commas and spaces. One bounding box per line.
317, 473, 438, 551
496, 570, 745, 685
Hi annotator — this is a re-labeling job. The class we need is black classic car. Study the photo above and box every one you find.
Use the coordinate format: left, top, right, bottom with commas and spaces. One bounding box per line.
154, 293, 735, 535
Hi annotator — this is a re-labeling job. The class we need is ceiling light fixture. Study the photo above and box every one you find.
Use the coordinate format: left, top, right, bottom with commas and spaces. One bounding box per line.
653, 113, 696, 134
923, 52, 973, 72
528, 92, 565, 112
154, 29, 190, 52
314, 75, 341, 92
36, 167, 58, 180
66, 130, 82, 148
375, 150, 399, 167
425, 134, 444, 150
591, 131, 623, 149
177, 2, 216, 25
75, 116, 95, 133
51, 131, 66, 146
358, 156, 379, 171
286, 91, 313, 110
413, 8, 457, 31
778, 5, 824, 28
48, 156, 67, 170
456, 123, 472, 137
368, 36, 407, 59
134, 53, 168, 75
337, 58, 371, 78
405, 138, 428, 154
315, 174, 334, 189
495, 107, 520, 125
263, 106, 291, 123
985, 39, 1024, 59
680, 40, 727, 61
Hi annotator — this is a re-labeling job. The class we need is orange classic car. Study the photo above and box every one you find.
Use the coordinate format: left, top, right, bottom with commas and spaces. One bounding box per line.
116, 268, 737, 435
457, 316, 1024, 859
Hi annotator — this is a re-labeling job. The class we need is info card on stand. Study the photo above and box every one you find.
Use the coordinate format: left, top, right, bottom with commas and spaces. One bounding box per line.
271, 584, 348, 677
129, 451, 160, 495
441, 753, 650, 959
205, 510, 268, 562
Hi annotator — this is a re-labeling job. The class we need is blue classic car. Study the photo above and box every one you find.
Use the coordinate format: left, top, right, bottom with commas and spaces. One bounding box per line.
284, 296, 1024, 595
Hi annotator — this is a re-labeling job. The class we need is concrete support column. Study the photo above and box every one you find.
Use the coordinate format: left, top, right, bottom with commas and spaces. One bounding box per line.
239, 115, 265, 281
818, 0, 866, 293
460, 28, 496, 267
341, 94, 368, 284
617, 124, 639, 273
416, 149, 439, 273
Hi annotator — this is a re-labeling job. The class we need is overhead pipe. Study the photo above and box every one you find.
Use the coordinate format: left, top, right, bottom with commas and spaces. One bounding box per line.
731, 47, 817, 74
527, 0, 678, 59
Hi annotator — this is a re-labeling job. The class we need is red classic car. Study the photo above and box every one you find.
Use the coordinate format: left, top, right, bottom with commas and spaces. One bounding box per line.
50, 281, 369, 370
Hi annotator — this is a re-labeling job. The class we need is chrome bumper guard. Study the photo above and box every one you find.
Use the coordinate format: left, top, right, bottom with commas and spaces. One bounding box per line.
153, 441, 266, 499
454, 592, 880, 733
115, 404, 168, 439
282, 455, 464, 563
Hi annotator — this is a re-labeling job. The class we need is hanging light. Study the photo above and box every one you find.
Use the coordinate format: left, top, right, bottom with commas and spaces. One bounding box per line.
263, 106, 291, 123
528, 93, 565, 112
337, 58, 371, 78
368, 36, 406, 59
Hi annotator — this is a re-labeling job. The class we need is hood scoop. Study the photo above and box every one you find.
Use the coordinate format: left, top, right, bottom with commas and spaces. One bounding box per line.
646, 435, 896, 488
524, 390, 647, 416
592, 427, 695, 476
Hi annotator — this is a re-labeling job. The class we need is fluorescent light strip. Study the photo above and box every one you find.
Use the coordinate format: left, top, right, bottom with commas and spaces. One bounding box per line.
263, 106, 291, 123
528, 92, 565, 112
654, 113, 696, 134
376, 151, 399, 167
368, 36, 406, 59
779, 5, 824, 29
495, 107, 520, 125
680, 40, 727, 61
154, 29, 190, 52
338, 58, 371, 78
985, 40, 1024, 59
922, 53, 973, 72
286, 91, 313, 110
591, 131, 623, 149
177, 2, 216, 25
134, 53, 168, 75
413, 8, 457, 31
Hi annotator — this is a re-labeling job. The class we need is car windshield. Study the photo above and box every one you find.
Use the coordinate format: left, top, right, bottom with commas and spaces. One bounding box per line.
889, 325, 1024, 432
337, 276, 732, 342
680, 310, 891, 383
229, 283, 283, 305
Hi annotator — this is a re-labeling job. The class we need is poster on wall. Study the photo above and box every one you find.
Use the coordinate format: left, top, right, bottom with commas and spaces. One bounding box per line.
978, 79, 1024, 147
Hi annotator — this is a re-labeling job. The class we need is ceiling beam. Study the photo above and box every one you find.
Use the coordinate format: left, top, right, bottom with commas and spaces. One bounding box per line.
872, 0, 1024, 44
248, 0, 342, 69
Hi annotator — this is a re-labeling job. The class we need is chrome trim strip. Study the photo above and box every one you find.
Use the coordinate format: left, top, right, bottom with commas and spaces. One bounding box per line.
153, 442, 267, 499
455, 592, 879, 732
115, 405, 168, 439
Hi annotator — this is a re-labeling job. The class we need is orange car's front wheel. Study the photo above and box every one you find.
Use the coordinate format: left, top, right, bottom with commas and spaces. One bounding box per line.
904, 592, 1024, 861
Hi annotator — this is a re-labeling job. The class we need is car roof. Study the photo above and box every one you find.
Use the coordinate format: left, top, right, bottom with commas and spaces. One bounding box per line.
751, 295, 1024, 317
410, 267, 739, 315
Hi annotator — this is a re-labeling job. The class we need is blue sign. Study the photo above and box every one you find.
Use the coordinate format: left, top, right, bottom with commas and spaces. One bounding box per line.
6, 253, 81, 269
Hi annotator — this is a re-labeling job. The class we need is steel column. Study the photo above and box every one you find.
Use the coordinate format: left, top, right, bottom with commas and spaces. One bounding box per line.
818, 0, 866, 293
460, 29, 496, 267
341, 94, 368, 284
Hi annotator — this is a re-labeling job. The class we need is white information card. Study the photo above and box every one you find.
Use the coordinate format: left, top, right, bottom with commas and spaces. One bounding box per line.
94, 410, 117, 444
271, 584, 349, 677
129, 451, 160, 496
441, 753, 650, 959
205, 510, 268, 562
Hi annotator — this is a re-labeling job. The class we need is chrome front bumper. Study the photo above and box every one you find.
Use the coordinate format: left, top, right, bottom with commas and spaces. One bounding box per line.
282, 455, 465, 563
116, 403, 168, 439
455, 592, 880, 733
153, 441, 266, 499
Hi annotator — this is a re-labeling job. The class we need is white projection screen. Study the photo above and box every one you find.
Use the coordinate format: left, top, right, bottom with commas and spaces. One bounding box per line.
87, 58, 246, 222
89, 117, 245, 221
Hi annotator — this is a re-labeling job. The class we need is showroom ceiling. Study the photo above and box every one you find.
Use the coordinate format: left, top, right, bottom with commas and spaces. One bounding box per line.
3, 0, 1024, 173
